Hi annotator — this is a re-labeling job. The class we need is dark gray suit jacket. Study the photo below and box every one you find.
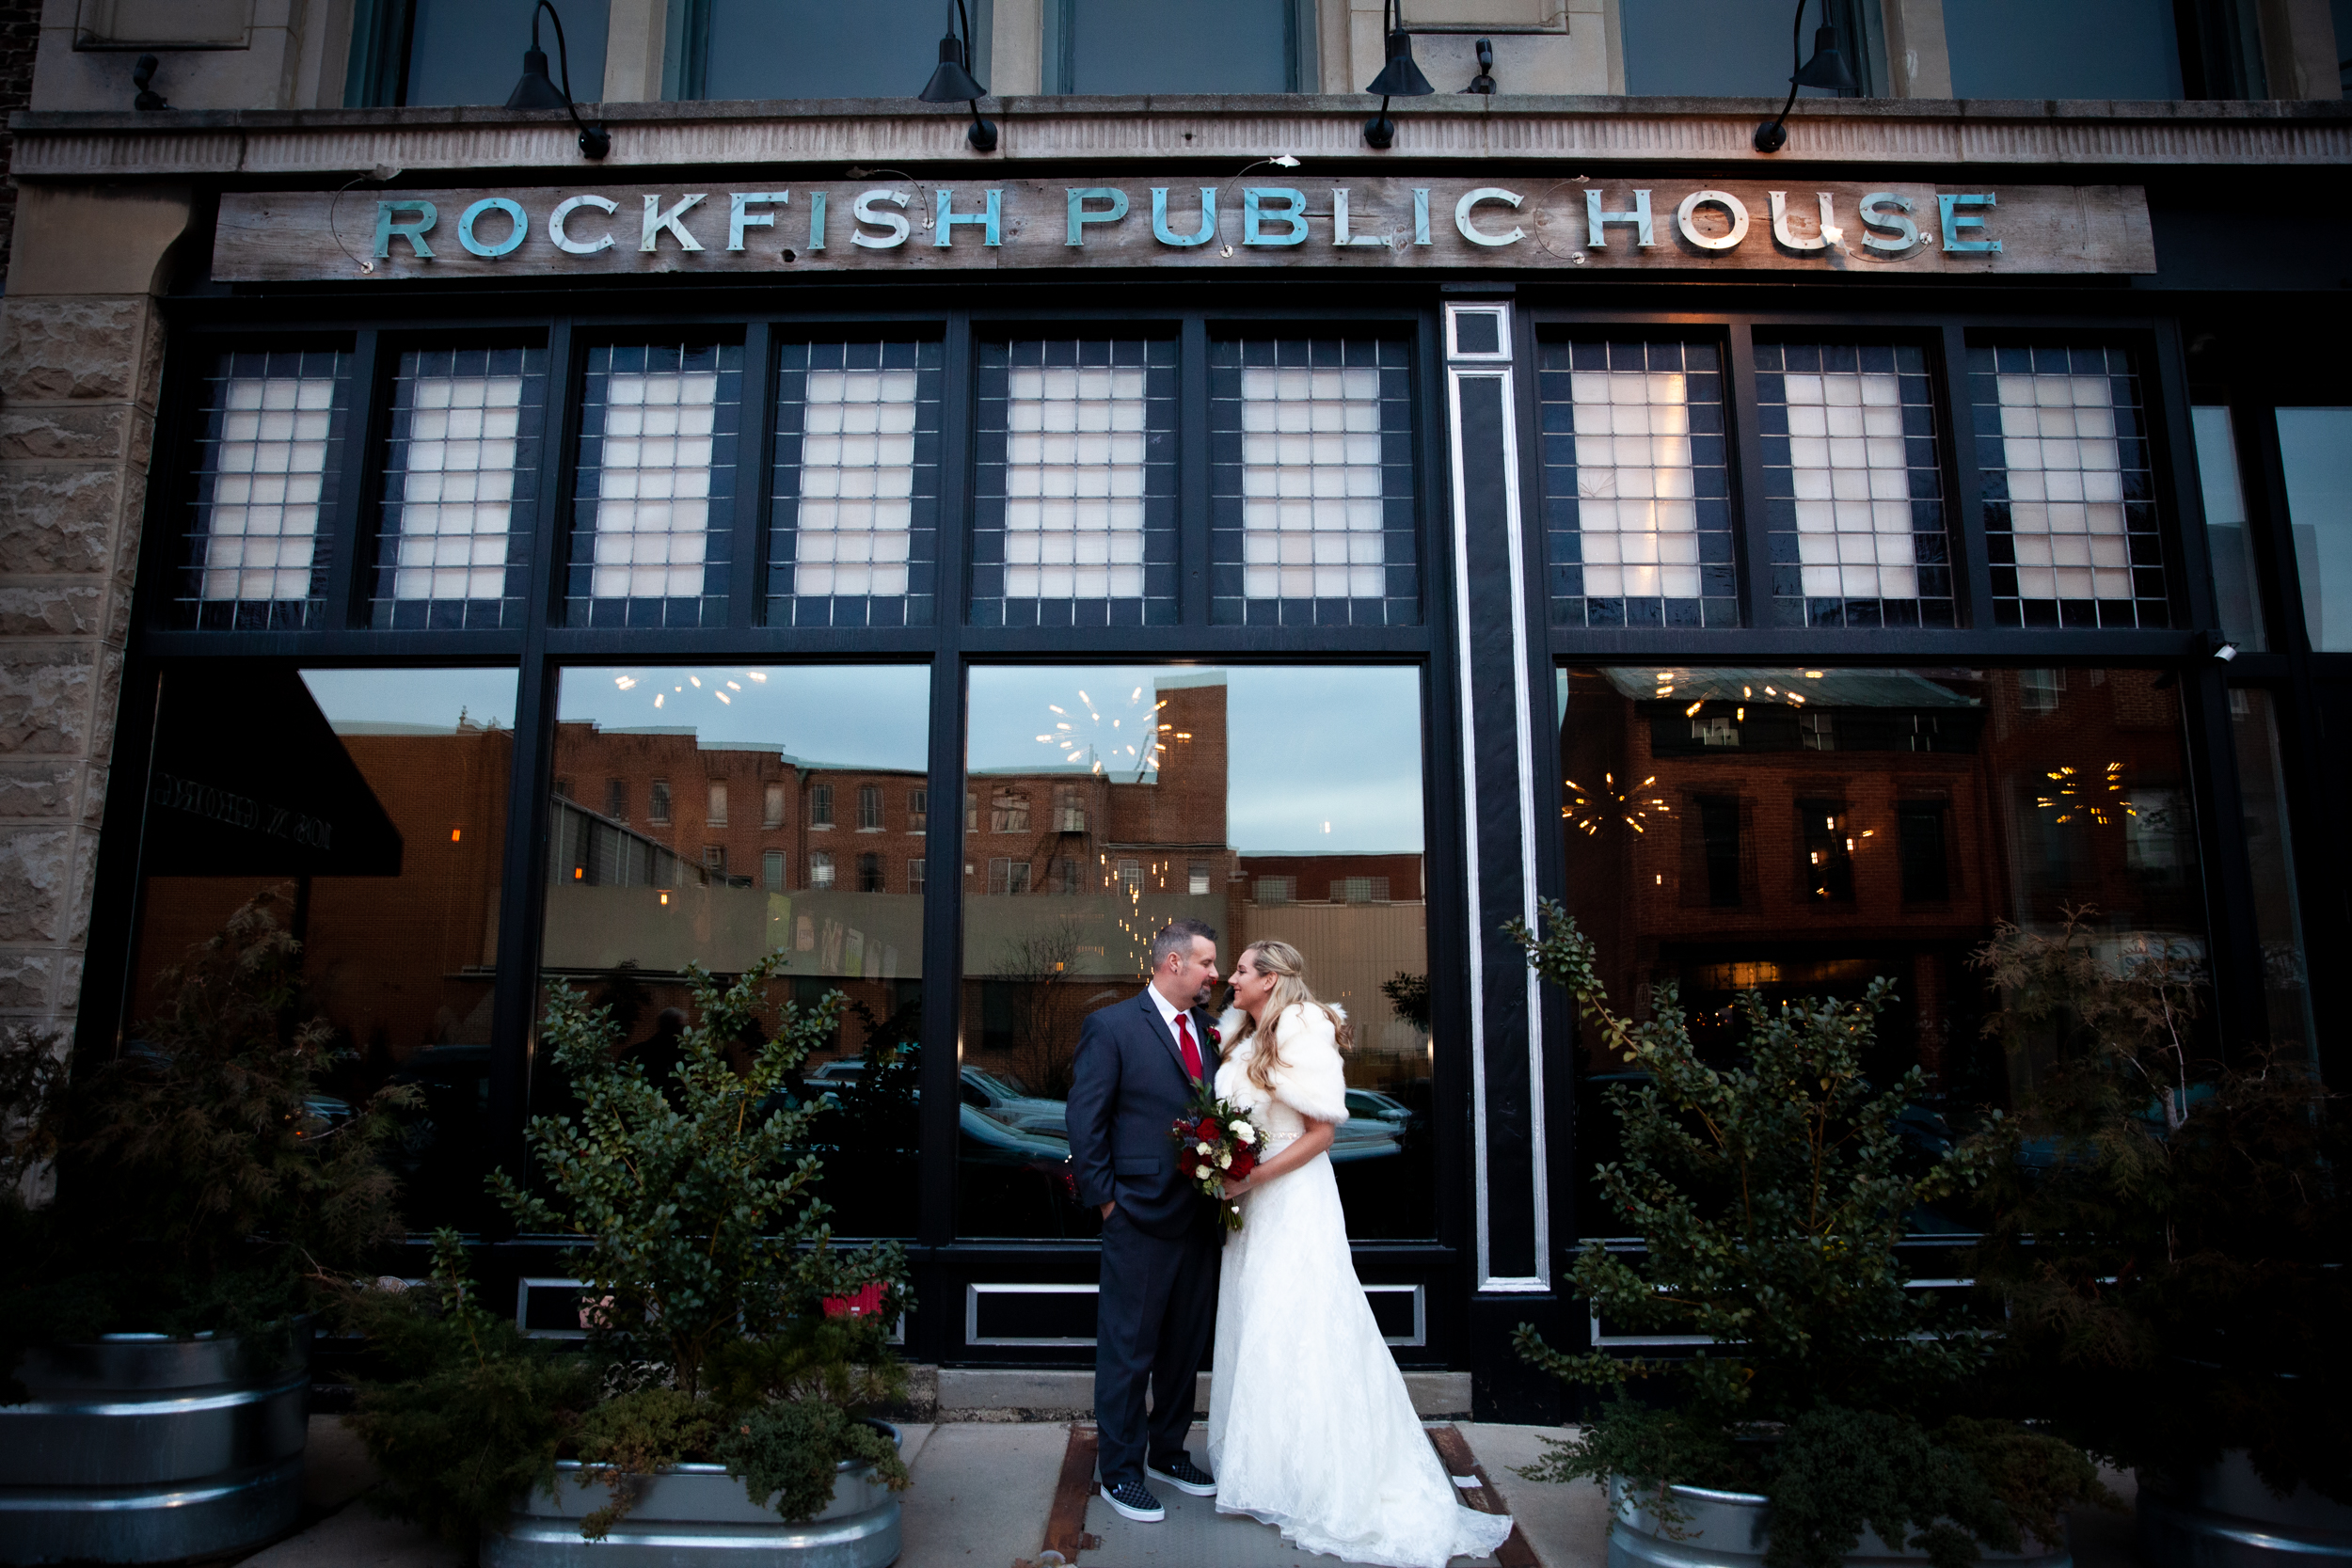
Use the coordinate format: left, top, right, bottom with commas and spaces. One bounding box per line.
1065, 988, 1222, 1239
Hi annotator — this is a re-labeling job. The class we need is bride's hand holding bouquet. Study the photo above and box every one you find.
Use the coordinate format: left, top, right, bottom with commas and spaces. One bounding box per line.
1171, 1084, 1259, 1232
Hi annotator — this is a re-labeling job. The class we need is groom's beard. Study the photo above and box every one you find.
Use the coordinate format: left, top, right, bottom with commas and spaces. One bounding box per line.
1194, 980, 1216, 1007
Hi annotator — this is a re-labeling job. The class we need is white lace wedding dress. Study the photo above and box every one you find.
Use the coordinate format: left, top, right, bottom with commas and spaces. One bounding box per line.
1207, 1003, 1514, 1568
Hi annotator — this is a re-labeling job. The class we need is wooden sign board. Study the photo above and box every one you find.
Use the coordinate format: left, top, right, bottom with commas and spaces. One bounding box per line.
213, 177, 2154, 281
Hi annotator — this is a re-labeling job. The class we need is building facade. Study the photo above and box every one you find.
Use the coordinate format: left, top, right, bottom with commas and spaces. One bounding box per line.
2, 0, 2346, 1415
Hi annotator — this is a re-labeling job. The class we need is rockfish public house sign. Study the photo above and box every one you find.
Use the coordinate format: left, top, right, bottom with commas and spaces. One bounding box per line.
212, 177, 2154, 280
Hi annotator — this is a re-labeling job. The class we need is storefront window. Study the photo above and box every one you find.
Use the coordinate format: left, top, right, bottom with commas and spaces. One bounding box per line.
177, 349, 350, 631
371, 345, 548, 631
1972, 345, 2169, 629
1756, 342, 1952, 629
2275, 407, 2352, 652
128, 667, 518, 1230
768, 340, 944, 628
970, 339, 1179, 628
959, 665, 1433, 1241
1048, 0, 1299, 93
1540, 337, 1735, 630
565, 342, 744, 630
2227, 689, 2313, 1063
541, 665, 929, 1237
1558, 665, 2206, 1231
1945, 0, 2184, 100
1211, 336, 1420, 627
2192, 406, 2266, 651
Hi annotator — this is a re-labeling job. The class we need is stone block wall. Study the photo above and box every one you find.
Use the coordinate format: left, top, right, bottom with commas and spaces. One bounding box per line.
0, 290, 164, 1039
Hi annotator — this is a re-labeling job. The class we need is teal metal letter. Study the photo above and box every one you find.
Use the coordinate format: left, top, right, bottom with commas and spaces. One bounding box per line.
1152, 186, 1216, 246
1938, 193, 2000, 253
1243, 187, 1307, 246
939, 187, 1004, 247
456, 198, 527, 259
373, 199, 437, 260
1065, 187, 1129, 246
1413, 189, 1431, 245
1584, 189, 1657, 248
809, 191, 827, 251
1858, 193, 1919, 253
729, 191, 790, 251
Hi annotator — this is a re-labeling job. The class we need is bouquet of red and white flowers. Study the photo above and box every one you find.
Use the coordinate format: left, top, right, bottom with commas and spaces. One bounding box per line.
1171, 1085, 1260, 1233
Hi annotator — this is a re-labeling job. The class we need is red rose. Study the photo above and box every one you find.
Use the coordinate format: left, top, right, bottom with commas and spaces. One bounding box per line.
1229, 1148, 1256, 1178
1207, 1023, 1222, 1046
1178, 1148, 1199, 1175
1195, 1117, 1219, 1141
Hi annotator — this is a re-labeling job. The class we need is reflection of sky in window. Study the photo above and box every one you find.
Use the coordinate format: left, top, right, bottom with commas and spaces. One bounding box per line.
968, 665, 1423, 855
301, 667, 518, 732
551, 665, 930, 770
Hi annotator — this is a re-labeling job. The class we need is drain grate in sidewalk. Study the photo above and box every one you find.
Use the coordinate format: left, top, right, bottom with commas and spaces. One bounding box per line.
1039, 1422, 1540, 1568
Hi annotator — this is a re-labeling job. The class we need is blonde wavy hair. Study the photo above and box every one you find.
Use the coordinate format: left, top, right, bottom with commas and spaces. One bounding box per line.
1232, 940, 1353, 1097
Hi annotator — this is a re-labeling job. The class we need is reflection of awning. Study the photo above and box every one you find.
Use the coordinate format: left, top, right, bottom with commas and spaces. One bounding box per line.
140, 668, 404, 878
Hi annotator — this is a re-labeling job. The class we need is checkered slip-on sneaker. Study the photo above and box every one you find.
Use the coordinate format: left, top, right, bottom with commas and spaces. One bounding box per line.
1100, 1480, 1167, 1522
1148, 1456, 1216, 1497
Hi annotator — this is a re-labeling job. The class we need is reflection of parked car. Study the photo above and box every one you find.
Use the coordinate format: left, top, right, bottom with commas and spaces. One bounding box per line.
959, 1067, 1068, 1134
805, 1060, 867, 1087
1344, 1088, 1414, 1128
957, 1102, 1073, 1165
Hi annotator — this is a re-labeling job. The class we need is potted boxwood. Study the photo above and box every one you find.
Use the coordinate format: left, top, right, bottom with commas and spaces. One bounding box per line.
1963, 913, 2350, 1568
0, 893, 414, 1564
1504, 900, 2110, 1568
346, 951, 914, 1567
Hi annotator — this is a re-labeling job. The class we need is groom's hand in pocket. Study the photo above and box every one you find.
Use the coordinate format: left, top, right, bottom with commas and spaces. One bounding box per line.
1099, 1200, 1116, 1219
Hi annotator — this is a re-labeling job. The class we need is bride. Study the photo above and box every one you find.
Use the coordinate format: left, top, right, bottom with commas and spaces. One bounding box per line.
1207, 940, 1514, 1568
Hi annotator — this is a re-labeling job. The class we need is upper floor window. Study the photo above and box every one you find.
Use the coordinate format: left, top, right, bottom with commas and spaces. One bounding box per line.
770, 341, 945, 629
372, 345, 547, 631
909, 788, 929, 832
1044, 0, 1306, 92
763, 781, 787, 828
1945, 0, 2186, 99
348, 0, 612, 108
707, 780, 728, 827
649, 778, 672, 823
811, 783, 835, 829
858, 784, 884, 831
665, 0, 971, 102
1619, 0, 1878, 96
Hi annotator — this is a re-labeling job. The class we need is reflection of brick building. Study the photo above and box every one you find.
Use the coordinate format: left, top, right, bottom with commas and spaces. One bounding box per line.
133, 722, 514, 1064
1559, 667, 2200, 1100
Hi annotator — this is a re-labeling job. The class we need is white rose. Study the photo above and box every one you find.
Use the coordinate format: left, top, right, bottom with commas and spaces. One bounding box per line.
1196, 1141, 1214, 1156
1216, 1151, 1232, 1169
1232, 1123, 1256, 1146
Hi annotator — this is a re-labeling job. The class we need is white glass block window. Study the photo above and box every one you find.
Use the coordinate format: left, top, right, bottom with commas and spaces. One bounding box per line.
182, 349, 348, 630
1212, 338, 1417, 626
567, 342, 742, 628
1539, 340, 1735, 630
973, 340, 1177, 628
1756, 343, 1952, 629
372, 345, 545, 630
1973, 344, 2167, 629
771, 341, 943, 628
1238, 363, 1383, 599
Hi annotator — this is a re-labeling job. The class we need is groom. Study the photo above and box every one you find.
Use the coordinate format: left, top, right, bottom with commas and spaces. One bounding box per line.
1065, 918, 1225, 1524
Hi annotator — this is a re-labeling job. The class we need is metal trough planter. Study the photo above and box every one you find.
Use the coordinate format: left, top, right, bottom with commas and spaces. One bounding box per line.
2138, 1450, 2352, 1568
482, 1419, 903, 1568
1608, 1477, 2073, 1568
0, 1328, 309, 1564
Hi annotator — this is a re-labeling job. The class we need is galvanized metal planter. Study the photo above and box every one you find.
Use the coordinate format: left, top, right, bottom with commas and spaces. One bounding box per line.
2138, 1450, 2352, 1568
482, 1419, 903, 1568
1609, 1477, 2074, 1568
0, 1328, 309, 1564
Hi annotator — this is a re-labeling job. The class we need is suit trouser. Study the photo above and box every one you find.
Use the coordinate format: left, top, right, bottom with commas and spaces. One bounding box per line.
1094, 1204, 1219, 1487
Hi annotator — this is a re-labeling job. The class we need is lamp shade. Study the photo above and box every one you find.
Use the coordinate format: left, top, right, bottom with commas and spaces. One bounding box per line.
920, 34, 987, 103
506, 44, 568, 109
1791, 24, 1858, 92
1364, 28, 1435, 97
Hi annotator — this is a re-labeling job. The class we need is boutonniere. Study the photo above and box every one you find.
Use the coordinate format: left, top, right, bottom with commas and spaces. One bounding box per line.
1205, 1020, 1222, 1048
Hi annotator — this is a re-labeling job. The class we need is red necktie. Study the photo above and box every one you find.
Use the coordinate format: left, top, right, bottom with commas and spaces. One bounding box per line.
1174, 1013, 1203, 1082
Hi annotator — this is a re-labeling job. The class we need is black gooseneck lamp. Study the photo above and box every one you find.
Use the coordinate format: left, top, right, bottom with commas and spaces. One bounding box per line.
1753, 0, 1858, 153
1360, 0, 1435, 149
507, 0, 611, 159
920, 0, 998, 152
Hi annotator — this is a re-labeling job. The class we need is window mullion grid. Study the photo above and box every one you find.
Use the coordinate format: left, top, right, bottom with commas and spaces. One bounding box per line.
1180, 315, 1210, 625
1724, 322, 1772, 629
317, 327, 381, 630
1938, 325, 1994, 628
729, 321, 775, 628
485, 317, 580, 1198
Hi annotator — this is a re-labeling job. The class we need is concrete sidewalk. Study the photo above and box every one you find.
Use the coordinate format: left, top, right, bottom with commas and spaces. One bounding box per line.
235, 1416, 2139, 1568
